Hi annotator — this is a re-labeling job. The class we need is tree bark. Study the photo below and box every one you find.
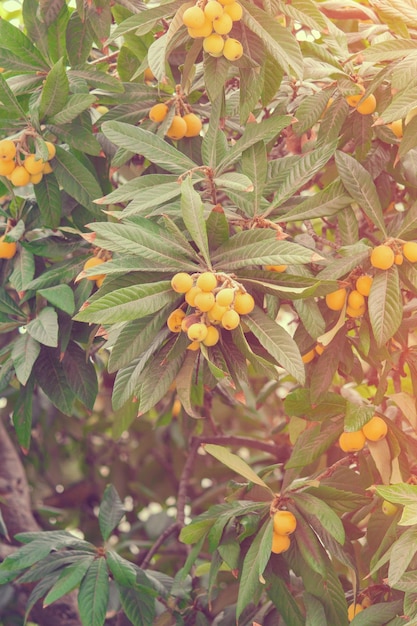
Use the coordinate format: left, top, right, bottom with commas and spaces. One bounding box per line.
0, 418, 82, 626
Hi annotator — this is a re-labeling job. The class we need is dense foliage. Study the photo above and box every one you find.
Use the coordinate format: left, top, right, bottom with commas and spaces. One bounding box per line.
1, 0, 417, 624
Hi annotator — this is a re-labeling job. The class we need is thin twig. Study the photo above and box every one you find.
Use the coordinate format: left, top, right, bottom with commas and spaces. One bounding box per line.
139, 522, 179, 569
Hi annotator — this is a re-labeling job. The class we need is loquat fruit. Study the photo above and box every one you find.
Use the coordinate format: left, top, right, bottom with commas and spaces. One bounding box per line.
394, 253, 403, 265
187, 340, 201, 351
221, 309, 240, 330
325, 288, 347, 311
171, 272, 194, 293
185, 285, 203, 306
346, 304, 366, 318
203, 33, 225, 56
202, 325, 220, 346
0, 159, 16, 176
45, 141, 56, 160
346, 92, 376, 115
43, 162, 53, 174
166, 115, 187, 140
23, 154, 45, 175
187, 322, 209, 342
271, 533, 291, 554
233, 292, 255, 315
265, 264, 287, 272
370, 244, 394, 270
382, 500, 398, 516
183, 113, 203, 137
207, 302, 228, 323
348, 290, 365, 310
83, 256, 106, 280
213, 12, 233, 34
338, 430, 366, 453
167, 309, 186, 333
224, 1, 243, 20
218, 0, 236, 5
149, 103, 169, 123
182, 5, 206, 28
0, 236, 17, 259
10, 165, 31, 187
362, 415, 388, 441
0, 139, 16, 161
196, 272, 218, 292
355, 275, 372, 297
388, 119, 403, 138
95, 275, 105, 288
194, 291, 216, 312
29, 172, 43, 185
403, 241, 417, 263
216, 288, 235, 307
347, 603, 363, 622
188, 17, 213, 38
222, 37, 243, 61
273, 510, 297, 535
204, 1, 224, 20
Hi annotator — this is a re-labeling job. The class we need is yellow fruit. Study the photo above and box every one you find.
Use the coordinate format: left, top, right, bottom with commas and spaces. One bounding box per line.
23, 154, 45, 175
204, 1, 224, 20
224, 1, 243, 20
43, 161, 53, 174
273, 510, 297, 535
187, 322, 209, 342
355, 275, 372, 297
10, 165, 31, 187
216, 288, 235, 307
185, 285, 202, 306
213, 12, 233, 34
188, 17, 213, 38
271, 533, 291, 554
346, 92, 376, 115
166, 115, 187, 140
30, 172, 43, 185
403, 241, 417, 262
207, 302, 228, 323
45, 141, 56, 160
348, 603, 363, 622
144, 67, 155, 82
221, 309, 240, 330
348, 289, 365, 310
0, 139, 16, 161
202, 325, 220, 346
0, 236, 17, 259
325, 288, 347, 311
96, 105, 109, 116
315, 343, 325, 355
0, 159, 15, 176
346, 304, 366, 318
218, 0, 236, 5
233, 292, 255, 315
183, 113, 203, 137
223, 37, 243, 61
338, 430, 366, 452
394, 253, 403, 265
203, 33, 225, 56
196, 272, 218, 292
302, 349, 316, 364
187, 340, 201, 351
181, 314, 200, 332
167, 309, 186, 333
265, 264, 287, 272
183, 5, 206, 28
362, 415, 388, 441
388, 119, 403, 138
149, 103, 169, 123
370, 244, 394, 270
95, 275, 105, 288
194, 291, 216, 312
171, 272, 194, 293
83, 256, 106, 280
382, 500, 398, 516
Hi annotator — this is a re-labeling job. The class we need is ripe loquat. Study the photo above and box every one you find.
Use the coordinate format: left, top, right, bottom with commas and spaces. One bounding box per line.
10, 165, 31, 187
403, 241, 417, 262
346, 92, 376, 115
29, 172, 43, 185
203, 33, 225, 56
183, 113, 203, 137
202, 325, 220, 346
213, 12, 233, 34
207, 302, 228, 323
325, 287, 347, 311
370, 244, 394, 270
348, 290, 365, 310
166, 115, 188, 140
338, 430, 366, 452
187, 322, 209, 342
222, 37, 243, 61
273, 510, 297, 535
221, 309, 240, 330
394, 253, 403, 265
171, 272, 194, 293
346, 304, 366, 318
149, 103, 169, 123
265, 264, 287, 272
0, 159, 16, 176
196, 272, 218, 292
194, 291, 216, 312
224, 1, 243, 20
185, 285, 203, 306
204, 1, 224, 20
23, 154, 45, 175
271, 533, 291, 554
45, 141, 56, 160
355, 275, 372, 297
347, 603, 363, 622
216, 288, 235, 307
83, 257, 106, 280
0, 139, 16, 161
388, 119, 403, 138
167, 309, 186, 333
188, 17, 213, 38
362, 415, 388, 441
0, 236, 17, 259
233, 292, 255, 315
182, 5, 206, 28
43, 162, 53, 174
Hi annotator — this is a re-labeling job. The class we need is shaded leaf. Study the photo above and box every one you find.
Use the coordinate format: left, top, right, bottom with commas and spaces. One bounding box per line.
99, 485, 125, 542
78, 557, 109, 626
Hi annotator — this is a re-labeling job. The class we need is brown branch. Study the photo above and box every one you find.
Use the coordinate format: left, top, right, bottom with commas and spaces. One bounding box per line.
139, 522, 180, 569
0, 419, 82, 626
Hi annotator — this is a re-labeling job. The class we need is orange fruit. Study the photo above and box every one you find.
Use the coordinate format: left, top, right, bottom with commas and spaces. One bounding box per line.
348, 603, 363, 622
167, 309, 186, 333
23, 154, 45, 175
171, 272, 193, 293
149, 103, 169, 123
183, 113, 203, 137
0, 159, 16, 176
0, 139, 16, 161
273, 510, 297, 535
325, 288, 347, 311
338, 430, 366, 452
196, 271, 217, 292
223, 38, 243, 61
187, 322, 209, 342
355, 275, 372, 297
166, 115, 187, 140
233, 292, 255, 315
347, 290, 365, 310
183, 5, 206, 28
202, 325, 220, 346
83, 256, 106, 280
213, 13, 233, 34
403, 241, 417, 262
0, 236, 17, 259
194, 291, 216, 312
271, 533, 291, 554
216, 288, 235, 307
362, 415, 388, 441
203, 33, 225, 56
370, 244, 394, 270
224, 2, 243, 20
221, 309, 240, 330
10, 165, 31, 187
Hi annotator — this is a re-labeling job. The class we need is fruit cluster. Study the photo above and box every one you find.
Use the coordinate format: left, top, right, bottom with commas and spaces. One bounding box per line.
167, 271, 255, 350
149, 87, 203, 141
371, 240, 417, 269
325, 274, 373, 319
338, 415, 388, 453
182, 0, 243, 61
0, 138, 55, 187
271, 510, 297, 554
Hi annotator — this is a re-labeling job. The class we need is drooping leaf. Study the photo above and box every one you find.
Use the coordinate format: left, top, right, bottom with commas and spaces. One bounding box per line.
34, 346, 75, 415
37, 285, 75, 316
203, 444, 272, 491
11, 334, 40, 386
38, 58, 69, 121
180, 176, 211, 268
118, 584, 156, 626
43, 557, 94, 607
49, 94, 97, 124
98, 485, 125, 542
53, 146, 103, 215
26, 307, 59, 348
368, 267, 402, 347
78, 557, 109, 626
0, 19, 49, 71
61, 341, 98, 410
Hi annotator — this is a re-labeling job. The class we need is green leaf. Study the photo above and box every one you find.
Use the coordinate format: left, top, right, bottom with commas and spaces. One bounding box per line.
33, 173, 62, 229
266, 567, 305, 626
37, 285, 75, 316
43, 557, 94, 607
34, 346, 75, 415
180, 177, 211, 268
99, 485, 125, 542
344, 402, 375, 432
102, 121, 198, 175
241, 1, 303, 79
66, 11, 94, 66
74, 281, 178, 324
9, 247, 35, 292
348, 601, 403, 625
292, 493, 345, 545
95, 174, 178, 205
368, 267, 402, 347
245, 306, 305, 384
53, 146, 103, 215
203, 444, 272, 491
0, 74, 28, 120
118, 584, 156, 626
335, 151, 387, 237
240, 141, 267, 217
49, 94, 97, 124
285, 420, 341, 469
12, 375, 34, 451
399, 504, 417, 526
62, 341, 98, 410
136, 343, 185, 416
11, 334, 40, 386
387, 527, 417, 586
236, 517, 272, 621
39, 58, 69, 121
175, 350, 200, 418
376, 484, 417, 506
0, 19, 49, 71
78, 557, 109, 626
377, 84, 417, 124
26, 307, 59, 348
304, 592, 327, 626
0, 287, 24, 317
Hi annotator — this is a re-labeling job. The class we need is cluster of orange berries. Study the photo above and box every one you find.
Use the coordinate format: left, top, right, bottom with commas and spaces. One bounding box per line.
82, 256, 108, 288
0, 138, 55, 187
182, 0, 243, 61
370, 240, 417, 269
271, 509, 297, 555
325, 273, 373, 319
149, 102, 202, 141
167, 271, 255, 350
338, 415, 388, 453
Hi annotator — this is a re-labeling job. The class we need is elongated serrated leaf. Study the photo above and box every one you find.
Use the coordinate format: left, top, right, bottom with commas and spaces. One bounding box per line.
335, 151, 387, 236
245, 306, 305, 384
304, 592, 327, 626
0, 287, 24, 317
285, 420, 341, 469
175, 350, 200, 418
377, 83, 417, 124
34, 346, 75, 415
180, 177, 210, 267
99, 485, 125, 541
376, 483, 417, 506
12, 375, 34, 450
241, 141, 267, 217
78, 557, 109, 626
49, 94, 97, 124
11, 334, 40, 386
9, 247, 35, 292
387, 527, 417, 586
37, 285, 75, 316
26, 307, 58, 348
118, 584, 156, 626
39, 58, 69, 120
62, 341, 98, 410
66, 11, 94, 66
0, 74, 27, 119
0, 19, 49, 71
33, 173, 62, 229
368, 267, 402, 347
203, 444, 272, 491
137, 342, 185, 416
74, 281, 178, 324
344, 402, 375, 432
96, 174, 178, 205
292, 492, 345, 545
266, 568, 305, 626
119, 183, 183, 218
107, 0, 181, 42
53, 146, 102, 215
43, 557, 94, 607
102, 121, 197, 175
362, 39, 417, 62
